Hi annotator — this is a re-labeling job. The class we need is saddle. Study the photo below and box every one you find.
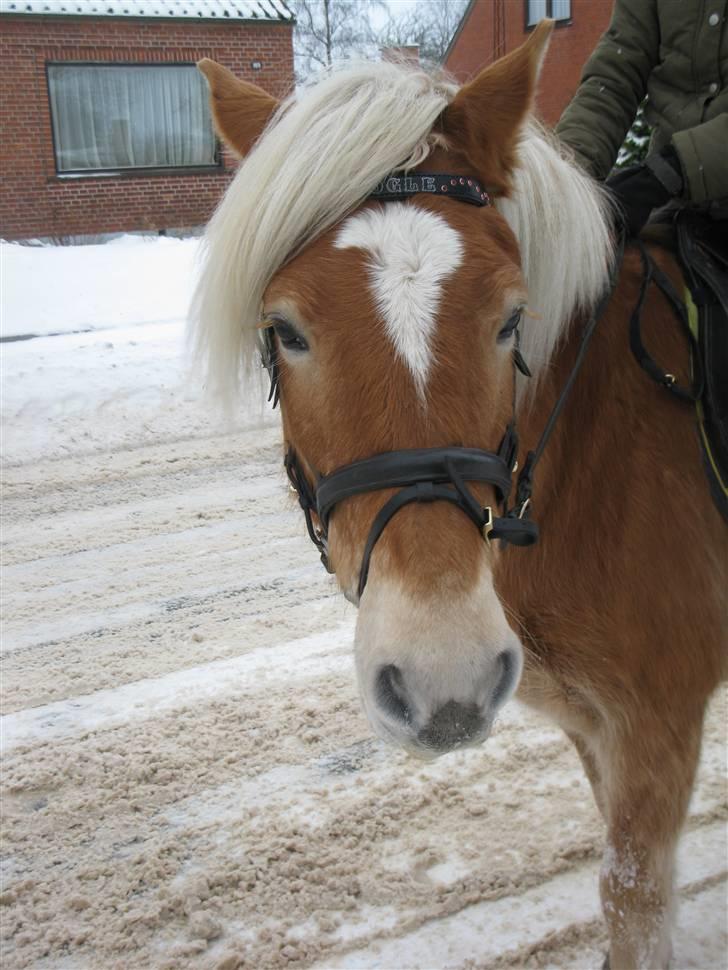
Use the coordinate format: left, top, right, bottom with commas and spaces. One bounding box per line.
633, 210, 728, 520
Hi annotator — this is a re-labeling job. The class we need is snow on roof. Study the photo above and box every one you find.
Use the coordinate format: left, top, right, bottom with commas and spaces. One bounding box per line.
0, 0, 293, 21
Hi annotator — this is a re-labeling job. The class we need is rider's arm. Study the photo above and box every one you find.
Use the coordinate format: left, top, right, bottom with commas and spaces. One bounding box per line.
672, 113, 728, 203
555, 0, 660, 179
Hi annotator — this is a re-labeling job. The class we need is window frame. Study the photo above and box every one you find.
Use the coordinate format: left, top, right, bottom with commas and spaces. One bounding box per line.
524, 0, 572, 30
45, 61, 223, 178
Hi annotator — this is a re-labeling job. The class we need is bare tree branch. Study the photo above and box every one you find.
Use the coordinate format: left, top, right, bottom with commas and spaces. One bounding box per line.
289, 0, 388, 79
378, 0, 469, 66
289, 0, 468, 81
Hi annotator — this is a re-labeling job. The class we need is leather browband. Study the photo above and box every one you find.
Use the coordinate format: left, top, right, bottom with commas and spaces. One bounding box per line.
370, 172, 491, 207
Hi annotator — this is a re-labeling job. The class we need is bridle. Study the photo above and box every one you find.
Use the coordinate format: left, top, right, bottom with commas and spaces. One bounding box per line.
261, 171, 621, 600
284, 436, 533, 599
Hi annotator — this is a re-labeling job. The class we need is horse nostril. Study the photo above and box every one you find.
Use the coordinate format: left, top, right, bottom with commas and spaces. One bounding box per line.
491, 648, 520, 708
376, 664, 411, 725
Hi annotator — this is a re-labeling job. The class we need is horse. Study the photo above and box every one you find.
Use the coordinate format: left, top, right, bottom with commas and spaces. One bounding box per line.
190, 21, 726, 969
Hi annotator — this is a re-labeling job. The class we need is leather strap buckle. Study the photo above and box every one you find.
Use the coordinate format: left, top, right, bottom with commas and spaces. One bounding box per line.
482, 506, 494, 544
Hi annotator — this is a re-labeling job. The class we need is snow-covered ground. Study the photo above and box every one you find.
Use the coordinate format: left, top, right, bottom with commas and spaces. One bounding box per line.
1, 237, 726, 970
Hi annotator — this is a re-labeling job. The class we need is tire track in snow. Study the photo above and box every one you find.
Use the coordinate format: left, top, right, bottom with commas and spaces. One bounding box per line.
2, 421, 726, 970
318, 825, 727, 970
1, 623, 355, 751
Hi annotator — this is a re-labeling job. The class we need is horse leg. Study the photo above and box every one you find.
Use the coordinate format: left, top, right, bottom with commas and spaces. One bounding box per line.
567, 730, 606, 819
567, 730, 611, 969
596, 704, 705, 970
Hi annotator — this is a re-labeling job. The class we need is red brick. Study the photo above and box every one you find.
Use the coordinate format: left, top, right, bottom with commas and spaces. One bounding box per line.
444, 0, 611, 126
0, 13, 294, 239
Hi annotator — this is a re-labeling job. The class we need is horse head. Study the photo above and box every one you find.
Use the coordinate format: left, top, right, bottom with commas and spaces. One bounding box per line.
192, 22, 612, 758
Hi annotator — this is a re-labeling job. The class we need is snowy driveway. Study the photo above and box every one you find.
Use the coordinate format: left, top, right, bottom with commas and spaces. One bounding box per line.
1, 239, 726, 969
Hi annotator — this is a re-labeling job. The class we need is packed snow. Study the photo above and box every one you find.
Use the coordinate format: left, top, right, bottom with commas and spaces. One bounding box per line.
1, 236, 726, 970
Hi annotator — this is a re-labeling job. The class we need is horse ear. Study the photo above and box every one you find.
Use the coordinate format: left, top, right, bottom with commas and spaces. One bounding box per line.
441, 20, 554, 193
197, 59, 279, 158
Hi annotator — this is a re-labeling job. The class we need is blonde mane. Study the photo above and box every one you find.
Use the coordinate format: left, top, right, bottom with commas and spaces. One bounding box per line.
498, 122, 615, 397
189, 60, 614, 404
189, 60, 456, 402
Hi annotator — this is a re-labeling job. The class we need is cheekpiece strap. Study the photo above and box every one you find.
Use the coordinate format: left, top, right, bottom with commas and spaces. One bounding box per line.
370, 172, 491, 208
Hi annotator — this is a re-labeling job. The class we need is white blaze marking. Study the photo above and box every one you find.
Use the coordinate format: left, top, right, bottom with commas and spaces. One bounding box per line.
335, 204, 463, 397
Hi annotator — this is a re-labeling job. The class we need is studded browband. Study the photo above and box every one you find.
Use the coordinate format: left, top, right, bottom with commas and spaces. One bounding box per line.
370, 172, 491, 207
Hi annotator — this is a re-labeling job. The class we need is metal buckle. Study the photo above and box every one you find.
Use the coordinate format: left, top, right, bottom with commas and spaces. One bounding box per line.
317, 534, 333, 573
518, 498, 531, 519
482, 506, 494, 544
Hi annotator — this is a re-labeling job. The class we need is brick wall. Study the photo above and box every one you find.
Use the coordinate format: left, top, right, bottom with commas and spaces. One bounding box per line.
0, 14, 294, 240
445, 0, 496, 85
445, 0, 611, 125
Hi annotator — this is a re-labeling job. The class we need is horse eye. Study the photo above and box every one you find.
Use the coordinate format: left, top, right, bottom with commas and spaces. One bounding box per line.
497, 306, 524, 343
273, 320, 309, 353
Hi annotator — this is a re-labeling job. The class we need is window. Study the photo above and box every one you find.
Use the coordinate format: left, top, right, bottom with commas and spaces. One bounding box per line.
526, 0, 571, 27
47, 64, 217, 174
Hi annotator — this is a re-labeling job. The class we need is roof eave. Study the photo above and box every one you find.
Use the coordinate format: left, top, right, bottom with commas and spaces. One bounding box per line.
441, 0, 477, 66
0, 12, 293, 22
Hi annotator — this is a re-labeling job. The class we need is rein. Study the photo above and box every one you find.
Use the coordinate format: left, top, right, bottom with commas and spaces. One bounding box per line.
629, 239, 703, 402
262, 172, 622, 598
512, 233, 625, 518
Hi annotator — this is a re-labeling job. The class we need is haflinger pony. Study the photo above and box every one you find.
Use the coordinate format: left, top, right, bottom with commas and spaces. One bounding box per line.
191, 21, 726, 970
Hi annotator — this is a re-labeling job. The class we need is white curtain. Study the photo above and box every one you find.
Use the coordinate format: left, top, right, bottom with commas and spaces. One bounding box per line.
527, 0, 548, 26
551, 0, 571, 20
48, 64, 216, 172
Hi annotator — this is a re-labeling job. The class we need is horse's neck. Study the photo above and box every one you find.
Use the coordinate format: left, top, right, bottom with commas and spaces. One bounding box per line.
514, 298, 627, 532
501, 244, 696, 610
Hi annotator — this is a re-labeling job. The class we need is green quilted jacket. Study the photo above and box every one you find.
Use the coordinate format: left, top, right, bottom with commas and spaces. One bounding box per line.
556, 0, 728, 205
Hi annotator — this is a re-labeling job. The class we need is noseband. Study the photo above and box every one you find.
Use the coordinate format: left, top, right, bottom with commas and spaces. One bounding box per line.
284, 434, 536, 600
261, 171, 620, 599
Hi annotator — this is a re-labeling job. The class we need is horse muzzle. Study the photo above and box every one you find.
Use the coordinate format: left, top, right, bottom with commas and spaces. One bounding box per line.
354, 574, 523, 757
372, 650, 521, 755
